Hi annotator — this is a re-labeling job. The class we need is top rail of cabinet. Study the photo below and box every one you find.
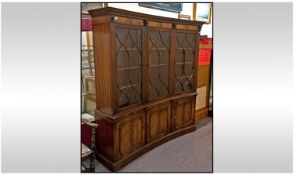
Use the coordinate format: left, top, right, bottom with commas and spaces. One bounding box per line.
89, 7, 205, 27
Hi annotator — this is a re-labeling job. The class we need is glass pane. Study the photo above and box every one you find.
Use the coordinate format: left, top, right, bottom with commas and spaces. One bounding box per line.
116, 28, 142, 108
148, 30, 170, 101
175, 32, 196, 94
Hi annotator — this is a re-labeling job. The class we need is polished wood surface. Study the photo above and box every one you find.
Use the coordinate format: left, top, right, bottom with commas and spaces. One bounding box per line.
92, 15, 110, 24
90, 7, 203, 171
148, 21, 172, 29
95, 92, 197, 122
116, 110, 146, 160
93, 22, 114, 115
173, 97, 195, 130
89, 7, 205, 27
176, 24, 198, 31
147, 102, 171, 142
114, 16, 144, 26
95, 116, 115, 160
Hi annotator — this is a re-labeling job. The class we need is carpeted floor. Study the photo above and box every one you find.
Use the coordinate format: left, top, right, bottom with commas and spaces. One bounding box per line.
91, 117, 212, 172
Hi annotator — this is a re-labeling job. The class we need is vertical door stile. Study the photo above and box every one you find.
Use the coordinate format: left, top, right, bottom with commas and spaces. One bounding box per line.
143, 21, 149, 145
143, 20, 148, 103
110, 21, 118, 113
170, 23, 176, 96
170, 23, 177, 131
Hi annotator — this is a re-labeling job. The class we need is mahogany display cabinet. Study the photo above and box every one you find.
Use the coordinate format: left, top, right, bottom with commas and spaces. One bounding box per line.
89, 7, 204, 171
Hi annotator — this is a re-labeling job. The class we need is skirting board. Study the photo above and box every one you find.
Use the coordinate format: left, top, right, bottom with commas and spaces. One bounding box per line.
195, 107, 209, 121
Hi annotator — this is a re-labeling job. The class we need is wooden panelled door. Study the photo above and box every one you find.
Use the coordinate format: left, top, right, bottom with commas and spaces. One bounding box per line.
146, 102, 171, 142
116, 110, 146, 159
172, 97, 195, 130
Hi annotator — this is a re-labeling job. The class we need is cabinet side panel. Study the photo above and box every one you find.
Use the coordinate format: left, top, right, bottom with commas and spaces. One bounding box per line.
92, 23, 114, 115
96, 117, 115, 161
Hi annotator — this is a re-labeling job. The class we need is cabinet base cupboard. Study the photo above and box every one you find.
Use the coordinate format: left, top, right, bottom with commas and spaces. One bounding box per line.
89, 7, 204, 171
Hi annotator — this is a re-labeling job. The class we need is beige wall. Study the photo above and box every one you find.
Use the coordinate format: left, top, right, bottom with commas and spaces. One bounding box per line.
196, 86, 207, 110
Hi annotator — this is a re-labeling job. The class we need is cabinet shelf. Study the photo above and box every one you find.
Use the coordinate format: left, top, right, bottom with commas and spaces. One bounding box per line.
118, 66, 141, 71
175, 62, 193, 65
118, 48, 140, 51
149, 64, 168, 67
175, 75, 193, 79
118, 84, 140, 90
149, 48, 169, 50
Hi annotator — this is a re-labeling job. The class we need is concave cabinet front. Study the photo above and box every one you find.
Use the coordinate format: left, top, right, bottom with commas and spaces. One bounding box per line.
89, 7, 203, 172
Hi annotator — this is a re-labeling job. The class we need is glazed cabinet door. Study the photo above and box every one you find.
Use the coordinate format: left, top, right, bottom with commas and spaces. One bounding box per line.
174, 31, 197, 94
115, 26, 143, 108
147, 30, 170, 101
146, 102, 171, 142
172, 97, 195, 130
116, 110, 146, 159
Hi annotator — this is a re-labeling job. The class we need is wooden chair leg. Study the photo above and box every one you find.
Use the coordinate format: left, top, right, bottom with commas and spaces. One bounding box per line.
89, 152, 95, 172
89, 126, 97, 172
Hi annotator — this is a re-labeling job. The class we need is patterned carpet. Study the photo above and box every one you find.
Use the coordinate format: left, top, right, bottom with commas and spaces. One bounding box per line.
93, 117, 212, 172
